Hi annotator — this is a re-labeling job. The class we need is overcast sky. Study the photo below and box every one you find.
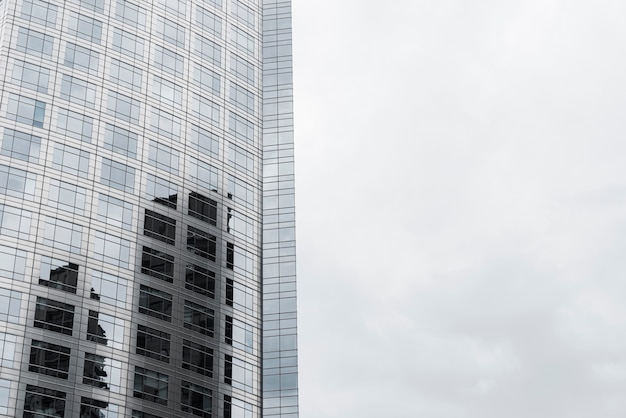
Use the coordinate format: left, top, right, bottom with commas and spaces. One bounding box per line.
292, 1, 626, 417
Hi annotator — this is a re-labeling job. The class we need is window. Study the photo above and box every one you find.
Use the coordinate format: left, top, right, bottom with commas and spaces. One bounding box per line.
224, 355, 254, 391
68, 13, 102, 43
29, 340, 71, 379
137, 325, 170, 362
52, 143, 90, 178
83, 353, 122, 392
60, 74, 96, 108
0, 333, 17, 368
144, 210, 176, 244
139, 285, 172, 321
104, 124, 137, 158
43, 217, 83, 254
112, 27, 144, 59
12, 60, 49, 93
0, 245, 27, 281
101, 158, 135, 193
6, 93, 45, 128
156, 0, 186, 16
80, 397, 120, 418
229, 111, 254, 143
182, 340, 213, 377
190, 124, 219, 158
0, 204, 31, 240
196, 6, 221, 35
193, 63, 220, 95
156, 16, 185, 47
87, 310, 125, 350
230, 54, 255, 85
132, 411, 161, 418
188, 192, 217, 225
225, 316, 254, 353
97, 193, 133, 230
0, 288, 21, 324
183, 300, 214, 336
39, 257, 78, 293
151, 75, 182, 107
48, 179, 86, 215
227, 175, 255, 209
115, 0, 146, 28
228, 142, 255, 175
21, 0, 57, 27
232, 0, 255, 28
1, 128, 40, 162
74, 0, 104, 13
154, 45, 184, 77
148, 140, 179, 174
110, 58, 143, 91
34, 297, 74, 335
229, 83, 255, 115
230, 25, 255, 56
16, 27, 53, 57
189, 157, 218, 193
141, 246, 174, 282
226, 243, 255, 278
94, 230, 131, 268
57, 108, 93, 142
0, 164, 37, 199
187, 226, 216, 261
224, 396, 254, 418
64, 42, 99, 74
181, 381, 212, 417
194, 33, 221, 65
150, 107, 181, 139
185, 263, 216, 297
90, 270, 128, 308
134, 367, 169, 405
24, 385, 66, 418
146, 174, 177, 208
227, 207, 255, 243
107, 90, 140, 123
191, 93, 220, 125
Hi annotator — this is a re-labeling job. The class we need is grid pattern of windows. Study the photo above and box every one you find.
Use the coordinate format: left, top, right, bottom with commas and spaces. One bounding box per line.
0, 0, 277, 416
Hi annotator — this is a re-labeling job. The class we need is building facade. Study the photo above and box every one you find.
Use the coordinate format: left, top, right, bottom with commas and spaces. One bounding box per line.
0, 0, 297, 417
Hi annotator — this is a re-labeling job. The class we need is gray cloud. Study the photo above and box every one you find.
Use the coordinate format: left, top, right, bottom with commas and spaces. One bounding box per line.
294, 0, 626, 416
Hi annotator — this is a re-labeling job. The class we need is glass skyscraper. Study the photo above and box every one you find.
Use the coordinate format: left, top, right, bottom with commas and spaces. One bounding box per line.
0, 0, 297, 417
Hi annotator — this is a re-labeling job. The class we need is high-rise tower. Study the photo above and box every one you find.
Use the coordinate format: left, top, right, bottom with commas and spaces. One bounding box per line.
0, 0, 297, 417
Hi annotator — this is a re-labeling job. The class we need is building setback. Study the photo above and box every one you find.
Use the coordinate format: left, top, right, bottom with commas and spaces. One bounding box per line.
0, 0, 298, 417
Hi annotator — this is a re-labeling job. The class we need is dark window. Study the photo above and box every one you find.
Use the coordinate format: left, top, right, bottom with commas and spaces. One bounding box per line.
139, 285, 172, 322
144, 210, 176, 245
226, 278, 234, 306
132, 411, 161, 418
225, 315, 233, 345
181, 381, 212, 417
134, 366, 168, 405
184, 300, 214, 336
185, 264, 215, 298
182, 339, 213, 377
226, 242, 234, 269
28, 340, 71, 379
188, 192, 217, 225
34, 297, 74, 335
83, 353, 111, 390
141, 246, 174, 282
39, 259, 78, 293
187, 226, 216, 261
224, 355, 233, 385
80, 397, 118, 418
137, 325, 170, 363
24, 385, 66, 418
